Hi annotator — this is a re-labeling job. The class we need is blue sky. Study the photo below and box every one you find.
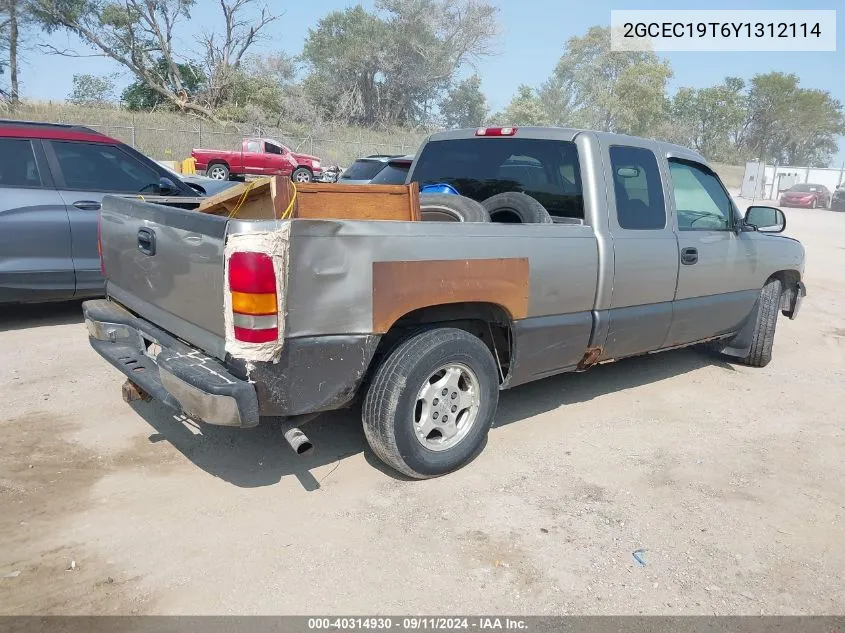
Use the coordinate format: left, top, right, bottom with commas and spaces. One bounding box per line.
18, 0, 845, 164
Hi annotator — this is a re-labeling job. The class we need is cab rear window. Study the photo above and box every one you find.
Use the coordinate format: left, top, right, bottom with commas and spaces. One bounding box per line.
410, 138, 584, 219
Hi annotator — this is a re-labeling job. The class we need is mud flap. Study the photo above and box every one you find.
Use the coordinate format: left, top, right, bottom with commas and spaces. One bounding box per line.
718, 296, 761, 359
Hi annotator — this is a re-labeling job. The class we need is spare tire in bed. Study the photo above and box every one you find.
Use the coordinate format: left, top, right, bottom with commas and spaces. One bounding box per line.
482, 192, 553, 224
419, 193, 490, 222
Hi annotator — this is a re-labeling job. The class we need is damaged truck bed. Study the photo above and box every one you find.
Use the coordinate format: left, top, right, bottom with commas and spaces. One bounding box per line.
83, 126, 806, 478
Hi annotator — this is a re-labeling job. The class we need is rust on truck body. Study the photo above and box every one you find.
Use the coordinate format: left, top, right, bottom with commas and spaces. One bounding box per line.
371, 258, 530, 334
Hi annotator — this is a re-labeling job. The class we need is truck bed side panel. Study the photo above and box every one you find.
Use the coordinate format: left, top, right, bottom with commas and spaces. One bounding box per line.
282, 220, 599, 387
284, 220, 599, 338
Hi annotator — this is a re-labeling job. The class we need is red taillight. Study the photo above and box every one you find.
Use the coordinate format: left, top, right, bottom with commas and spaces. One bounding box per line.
228, 252, 276, 294
97, 212, 105, 276
228, 252, 278, 343
475, 126, 517, 136
233, 325, 277, 343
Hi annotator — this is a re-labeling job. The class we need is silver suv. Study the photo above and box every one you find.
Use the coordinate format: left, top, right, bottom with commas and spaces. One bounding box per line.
0, 120, 225, 304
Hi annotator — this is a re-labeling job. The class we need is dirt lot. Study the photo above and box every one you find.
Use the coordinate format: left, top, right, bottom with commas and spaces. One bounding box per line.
1, 204, 843, 616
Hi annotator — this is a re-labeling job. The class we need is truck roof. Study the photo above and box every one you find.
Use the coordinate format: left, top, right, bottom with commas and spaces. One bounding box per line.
427, 126, 708, 168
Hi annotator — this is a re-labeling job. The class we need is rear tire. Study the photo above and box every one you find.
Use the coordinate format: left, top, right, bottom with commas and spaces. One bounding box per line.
482, 192, 553, 224
362, 328, 499, 479
737, 278, 783, 368
419, 193, 490, 222
207, 163, 230, 180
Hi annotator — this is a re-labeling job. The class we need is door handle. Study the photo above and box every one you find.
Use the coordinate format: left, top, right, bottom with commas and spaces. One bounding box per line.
73, 200, 101, 211
681, 247, 698, 265
137, 228, 156, 256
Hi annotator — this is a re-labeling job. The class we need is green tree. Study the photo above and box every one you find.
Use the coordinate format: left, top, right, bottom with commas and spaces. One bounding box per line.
1, 0, 34, 104
30, 0, 275, 117
302, 0, 498, 126
68, 73, 116, 106
440, 75, 488, 128
744, 72, 844, 166
492, 84, 548, 126
538, 26, 672, 136
213, 54, 305, 127
670, 77, 747, 161
122, 58, 206, 111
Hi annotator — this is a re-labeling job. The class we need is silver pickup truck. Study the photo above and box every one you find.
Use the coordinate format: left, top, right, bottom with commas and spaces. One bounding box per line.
83, 127, 806, 478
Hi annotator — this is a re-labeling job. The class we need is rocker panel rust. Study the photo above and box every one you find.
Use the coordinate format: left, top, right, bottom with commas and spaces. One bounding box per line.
371, 258, 530, 334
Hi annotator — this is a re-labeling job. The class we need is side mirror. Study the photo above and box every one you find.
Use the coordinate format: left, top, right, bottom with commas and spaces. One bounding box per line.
158, 177, 180, 196
745, 205, 786, 233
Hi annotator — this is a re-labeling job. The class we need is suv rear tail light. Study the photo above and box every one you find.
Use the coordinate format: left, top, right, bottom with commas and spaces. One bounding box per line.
475, 127, 517, 137
228, 252, 278, 343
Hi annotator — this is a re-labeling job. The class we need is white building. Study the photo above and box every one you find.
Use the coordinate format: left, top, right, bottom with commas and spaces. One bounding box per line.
740, 161, 845, 199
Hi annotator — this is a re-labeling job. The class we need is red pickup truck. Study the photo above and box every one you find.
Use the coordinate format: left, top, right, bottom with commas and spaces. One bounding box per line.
191, 137, 323, 183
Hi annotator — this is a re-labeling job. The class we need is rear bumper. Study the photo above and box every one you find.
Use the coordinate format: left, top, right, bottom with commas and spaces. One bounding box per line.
83, 299, 259, 427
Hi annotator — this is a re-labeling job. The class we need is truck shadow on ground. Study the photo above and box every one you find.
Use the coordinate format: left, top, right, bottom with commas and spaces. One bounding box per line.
131, 348, 735, 490
0, 301, 85, 332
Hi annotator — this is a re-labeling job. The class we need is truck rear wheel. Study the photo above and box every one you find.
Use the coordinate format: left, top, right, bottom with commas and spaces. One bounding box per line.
362, 328, 499, 479
207, 163, 230, 180
736, 278, 782, 367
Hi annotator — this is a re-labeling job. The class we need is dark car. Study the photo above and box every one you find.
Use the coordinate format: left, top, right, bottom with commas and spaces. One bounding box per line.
0, 119, 229, 304
779, 183, 831, 209
338, 154, 405, 184
368, 155, 414, 184
831, 183, 845, 211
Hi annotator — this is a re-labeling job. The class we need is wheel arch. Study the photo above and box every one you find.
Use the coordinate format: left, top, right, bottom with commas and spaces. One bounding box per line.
366, 301, 515, 388
769, 269, 802, 316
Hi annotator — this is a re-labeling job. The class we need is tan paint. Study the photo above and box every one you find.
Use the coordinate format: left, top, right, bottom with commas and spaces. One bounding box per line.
372, 258, 530, 333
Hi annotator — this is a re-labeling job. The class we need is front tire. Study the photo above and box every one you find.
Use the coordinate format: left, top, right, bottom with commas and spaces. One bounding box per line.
362, 328, 499, 479
291, 167, 312, 183
737, 278, 783, 367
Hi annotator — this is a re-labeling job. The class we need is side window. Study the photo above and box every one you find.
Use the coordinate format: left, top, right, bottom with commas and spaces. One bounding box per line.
52, 141, 161, 193
609, 145, 666, 230
0, 138, 43, 188
265, 143, 283, 155
669, 160, 734, 231
245, 141, 261, 153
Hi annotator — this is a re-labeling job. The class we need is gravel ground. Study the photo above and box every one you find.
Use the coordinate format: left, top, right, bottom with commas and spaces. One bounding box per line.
0, 204, 843, 615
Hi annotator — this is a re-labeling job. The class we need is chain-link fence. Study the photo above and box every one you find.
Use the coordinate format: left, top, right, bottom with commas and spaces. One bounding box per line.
30, 120, 423, 168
